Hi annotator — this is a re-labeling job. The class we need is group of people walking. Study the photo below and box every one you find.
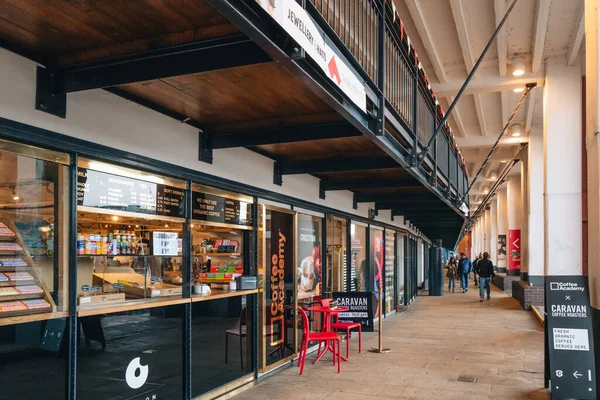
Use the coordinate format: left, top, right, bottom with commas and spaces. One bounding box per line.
445, 252, 496, 301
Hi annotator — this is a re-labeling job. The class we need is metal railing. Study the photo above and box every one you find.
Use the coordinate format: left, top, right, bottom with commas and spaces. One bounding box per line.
307, 0, 468, 206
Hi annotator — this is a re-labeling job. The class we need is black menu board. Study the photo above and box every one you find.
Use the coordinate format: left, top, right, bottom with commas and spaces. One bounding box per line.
77, 168, 184, 218
192, 191, 252, 226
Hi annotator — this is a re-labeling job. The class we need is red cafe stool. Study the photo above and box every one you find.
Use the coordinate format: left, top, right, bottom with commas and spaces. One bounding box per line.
320, 299, 362, 358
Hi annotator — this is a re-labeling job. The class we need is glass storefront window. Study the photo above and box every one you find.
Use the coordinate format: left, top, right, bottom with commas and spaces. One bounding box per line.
384, 229, 395, 315
0, 140, 70, 399
350, 223, 366, 292
397, 233, 405, 306
326, 216, 347, 294
297, 214, 322, 302
77, 305, 184, 400
76, 159, 186, 311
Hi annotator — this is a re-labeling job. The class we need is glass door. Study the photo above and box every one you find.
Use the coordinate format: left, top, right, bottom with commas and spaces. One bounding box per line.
325, 216, 347, 295
258, 205, 297, 372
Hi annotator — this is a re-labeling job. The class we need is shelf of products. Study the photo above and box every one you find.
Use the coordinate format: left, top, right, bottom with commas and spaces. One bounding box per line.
76, 211, 185, 308
0, 222, 54, 317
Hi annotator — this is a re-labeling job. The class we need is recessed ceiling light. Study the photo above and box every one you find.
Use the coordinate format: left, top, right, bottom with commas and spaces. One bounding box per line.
512, 57, 525, 76
500, 160, 507, 163
490, 175, 497, 180
111, 216, 119, 221
513, 87, 525, 93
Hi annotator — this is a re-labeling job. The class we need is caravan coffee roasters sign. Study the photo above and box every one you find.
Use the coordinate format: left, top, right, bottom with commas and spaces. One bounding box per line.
255, 0, 367, 112
545, 276, 596, 399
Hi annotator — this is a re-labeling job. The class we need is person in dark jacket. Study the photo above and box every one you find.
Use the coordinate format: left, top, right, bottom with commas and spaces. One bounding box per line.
473, 253, 482, 287
458, 252, 472, 293
477, 252, 495, 301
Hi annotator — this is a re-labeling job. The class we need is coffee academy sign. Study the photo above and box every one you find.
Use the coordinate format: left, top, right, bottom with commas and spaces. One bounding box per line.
256, 0, 367, 112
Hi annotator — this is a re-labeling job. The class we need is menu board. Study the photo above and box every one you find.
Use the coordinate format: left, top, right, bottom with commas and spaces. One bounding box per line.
192, 191, 252, 226
77, 168, 184, 218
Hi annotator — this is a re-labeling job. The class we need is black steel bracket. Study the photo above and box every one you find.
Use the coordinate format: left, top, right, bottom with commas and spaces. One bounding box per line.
35, 67, 66, 118
352, 193, 358, 210
273, 161, 283, 186
319, 180, 326, 200
198, 132, 213, 164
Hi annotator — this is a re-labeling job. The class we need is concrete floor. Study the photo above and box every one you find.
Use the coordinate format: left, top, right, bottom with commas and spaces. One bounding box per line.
232, 280, 548, 400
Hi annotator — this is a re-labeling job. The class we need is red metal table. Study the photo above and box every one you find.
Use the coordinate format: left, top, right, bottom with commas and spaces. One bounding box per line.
305, 305, 349, 364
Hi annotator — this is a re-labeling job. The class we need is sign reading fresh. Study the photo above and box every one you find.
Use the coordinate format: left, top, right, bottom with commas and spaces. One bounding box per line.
256, 0, 367, 112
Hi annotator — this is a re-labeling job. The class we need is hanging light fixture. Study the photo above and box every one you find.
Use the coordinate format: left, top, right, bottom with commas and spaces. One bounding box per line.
11, 187, 19, 201
511, 56, 526, 76
511, 124, 522, 137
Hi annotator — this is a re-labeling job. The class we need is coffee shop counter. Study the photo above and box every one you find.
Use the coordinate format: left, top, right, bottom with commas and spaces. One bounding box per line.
191, 289, 258, 302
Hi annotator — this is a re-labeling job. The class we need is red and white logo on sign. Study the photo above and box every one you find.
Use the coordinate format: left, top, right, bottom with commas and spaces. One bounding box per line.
328, 56, 341, 85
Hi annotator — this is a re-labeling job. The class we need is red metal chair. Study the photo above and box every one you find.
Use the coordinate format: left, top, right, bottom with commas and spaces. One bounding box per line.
320, 299, 362, 358
297, 306, 340, 375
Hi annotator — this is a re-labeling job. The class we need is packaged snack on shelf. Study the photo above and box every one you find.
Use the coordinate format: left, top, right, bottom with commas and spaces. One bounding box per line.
0, 243, 22, 251
0, 301, 27, 312
0, 258, 27, 267
0, 287, 19, 296
22, 299, 50, 309
0, 273, 7, 282
0, 223, 15, 237
5, 272, 34, 281
16, 285, 43, 295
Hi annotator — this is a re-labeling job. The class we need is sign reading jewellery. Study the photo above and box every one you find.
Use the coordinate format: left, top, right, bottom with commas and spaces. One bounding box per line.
255, 0, 367, 112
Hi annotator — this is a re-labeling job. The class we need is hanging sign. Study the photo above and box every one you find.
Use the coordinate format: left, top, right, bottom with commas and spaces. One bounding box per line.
77, 168, 184, 218
255, 0, 367, 112
192, 192, 253, 226
507, 230, 520, 271
545, 276, 596, 399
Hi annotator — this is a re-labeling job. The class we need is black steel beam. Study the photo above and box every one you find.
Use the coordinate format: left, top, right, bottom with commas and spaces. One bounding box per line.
211, 122, 361, 149
279, 157, 399, 175
323, 178, 417, 191
355, 193, 433, 203
54, 35, 271, 93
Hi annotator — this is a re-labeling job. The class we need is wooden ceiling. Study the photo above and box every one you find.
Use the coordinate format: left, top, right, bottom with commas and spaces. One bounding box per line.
1, 0, 236, 64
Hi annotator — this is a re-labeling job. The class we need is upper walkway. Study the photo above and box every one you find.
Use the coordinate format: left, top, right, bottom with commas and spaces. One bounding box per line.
233, 282, 546, 400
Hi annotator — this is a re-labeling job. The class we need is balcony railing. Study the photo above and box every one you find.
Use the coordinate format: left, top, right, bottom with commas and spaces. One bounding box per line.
306, 0, 469, 206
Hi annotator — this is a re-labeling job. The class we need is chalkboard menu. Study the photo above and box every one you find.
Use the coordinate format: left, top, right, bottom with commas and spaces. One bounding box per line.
545, 276, 596, 399
77, 168, 184, 218
192, 191, 252, 226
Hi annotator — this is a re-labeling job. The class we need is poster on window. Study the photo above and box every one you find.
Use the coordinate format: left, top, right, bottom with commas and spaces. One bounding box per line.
266, 210, 294, 346
507, 229, 521, 271
297, 216, 321, 300
497, 234, 507, 269
370, 229, 384, 318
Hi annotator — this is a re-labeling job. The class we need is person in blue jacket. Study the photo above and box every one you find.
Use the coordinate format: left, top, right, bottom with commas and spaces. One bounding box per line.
458, 252, 473, 293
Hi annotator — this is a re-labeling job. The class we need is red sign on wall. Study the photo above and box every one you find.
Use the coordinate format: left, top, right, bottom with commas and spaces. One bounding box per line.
507, 229, 521, 271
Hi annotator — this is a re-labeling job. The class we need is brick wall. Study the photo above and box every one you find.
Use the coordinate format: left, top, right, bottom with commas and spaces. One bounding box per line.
512, 280, 544, 310
492, 273, 521, 291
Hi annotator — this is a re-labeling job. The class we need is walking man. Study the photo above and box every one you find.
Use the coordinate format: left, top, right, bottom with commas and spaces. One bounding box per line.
477, 252, 495, 302
458, 252, 472, 293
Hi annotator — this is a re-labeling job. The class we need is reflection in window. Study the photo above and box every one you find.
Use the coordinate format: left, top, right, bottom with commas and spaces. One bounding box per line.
350, 223, 366, 292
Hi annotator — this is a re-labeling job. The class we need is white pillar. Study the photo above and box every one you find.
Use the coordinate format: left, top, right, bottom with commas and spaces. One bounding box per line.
528, 127, 545, 284
485, 208, 491, 254
490, 196, 498, 266
585, 0, 599, 308
543, 56, 582, 276
497, 188, 508, 271
520, 152, 529, 278
507, 175, 522, 275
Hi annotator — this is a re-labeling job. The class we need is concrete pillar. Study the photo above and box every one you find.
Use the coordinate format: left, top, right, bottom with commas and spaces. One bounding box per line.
490, 196, 498, 266
507, 175, 522, 276
586, 0, 599, 309
497, 188, 508, 272
485, 208, 491, 254
528, 127, 545, 285
520, 152, 529, 280
543, 56, 582, 276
